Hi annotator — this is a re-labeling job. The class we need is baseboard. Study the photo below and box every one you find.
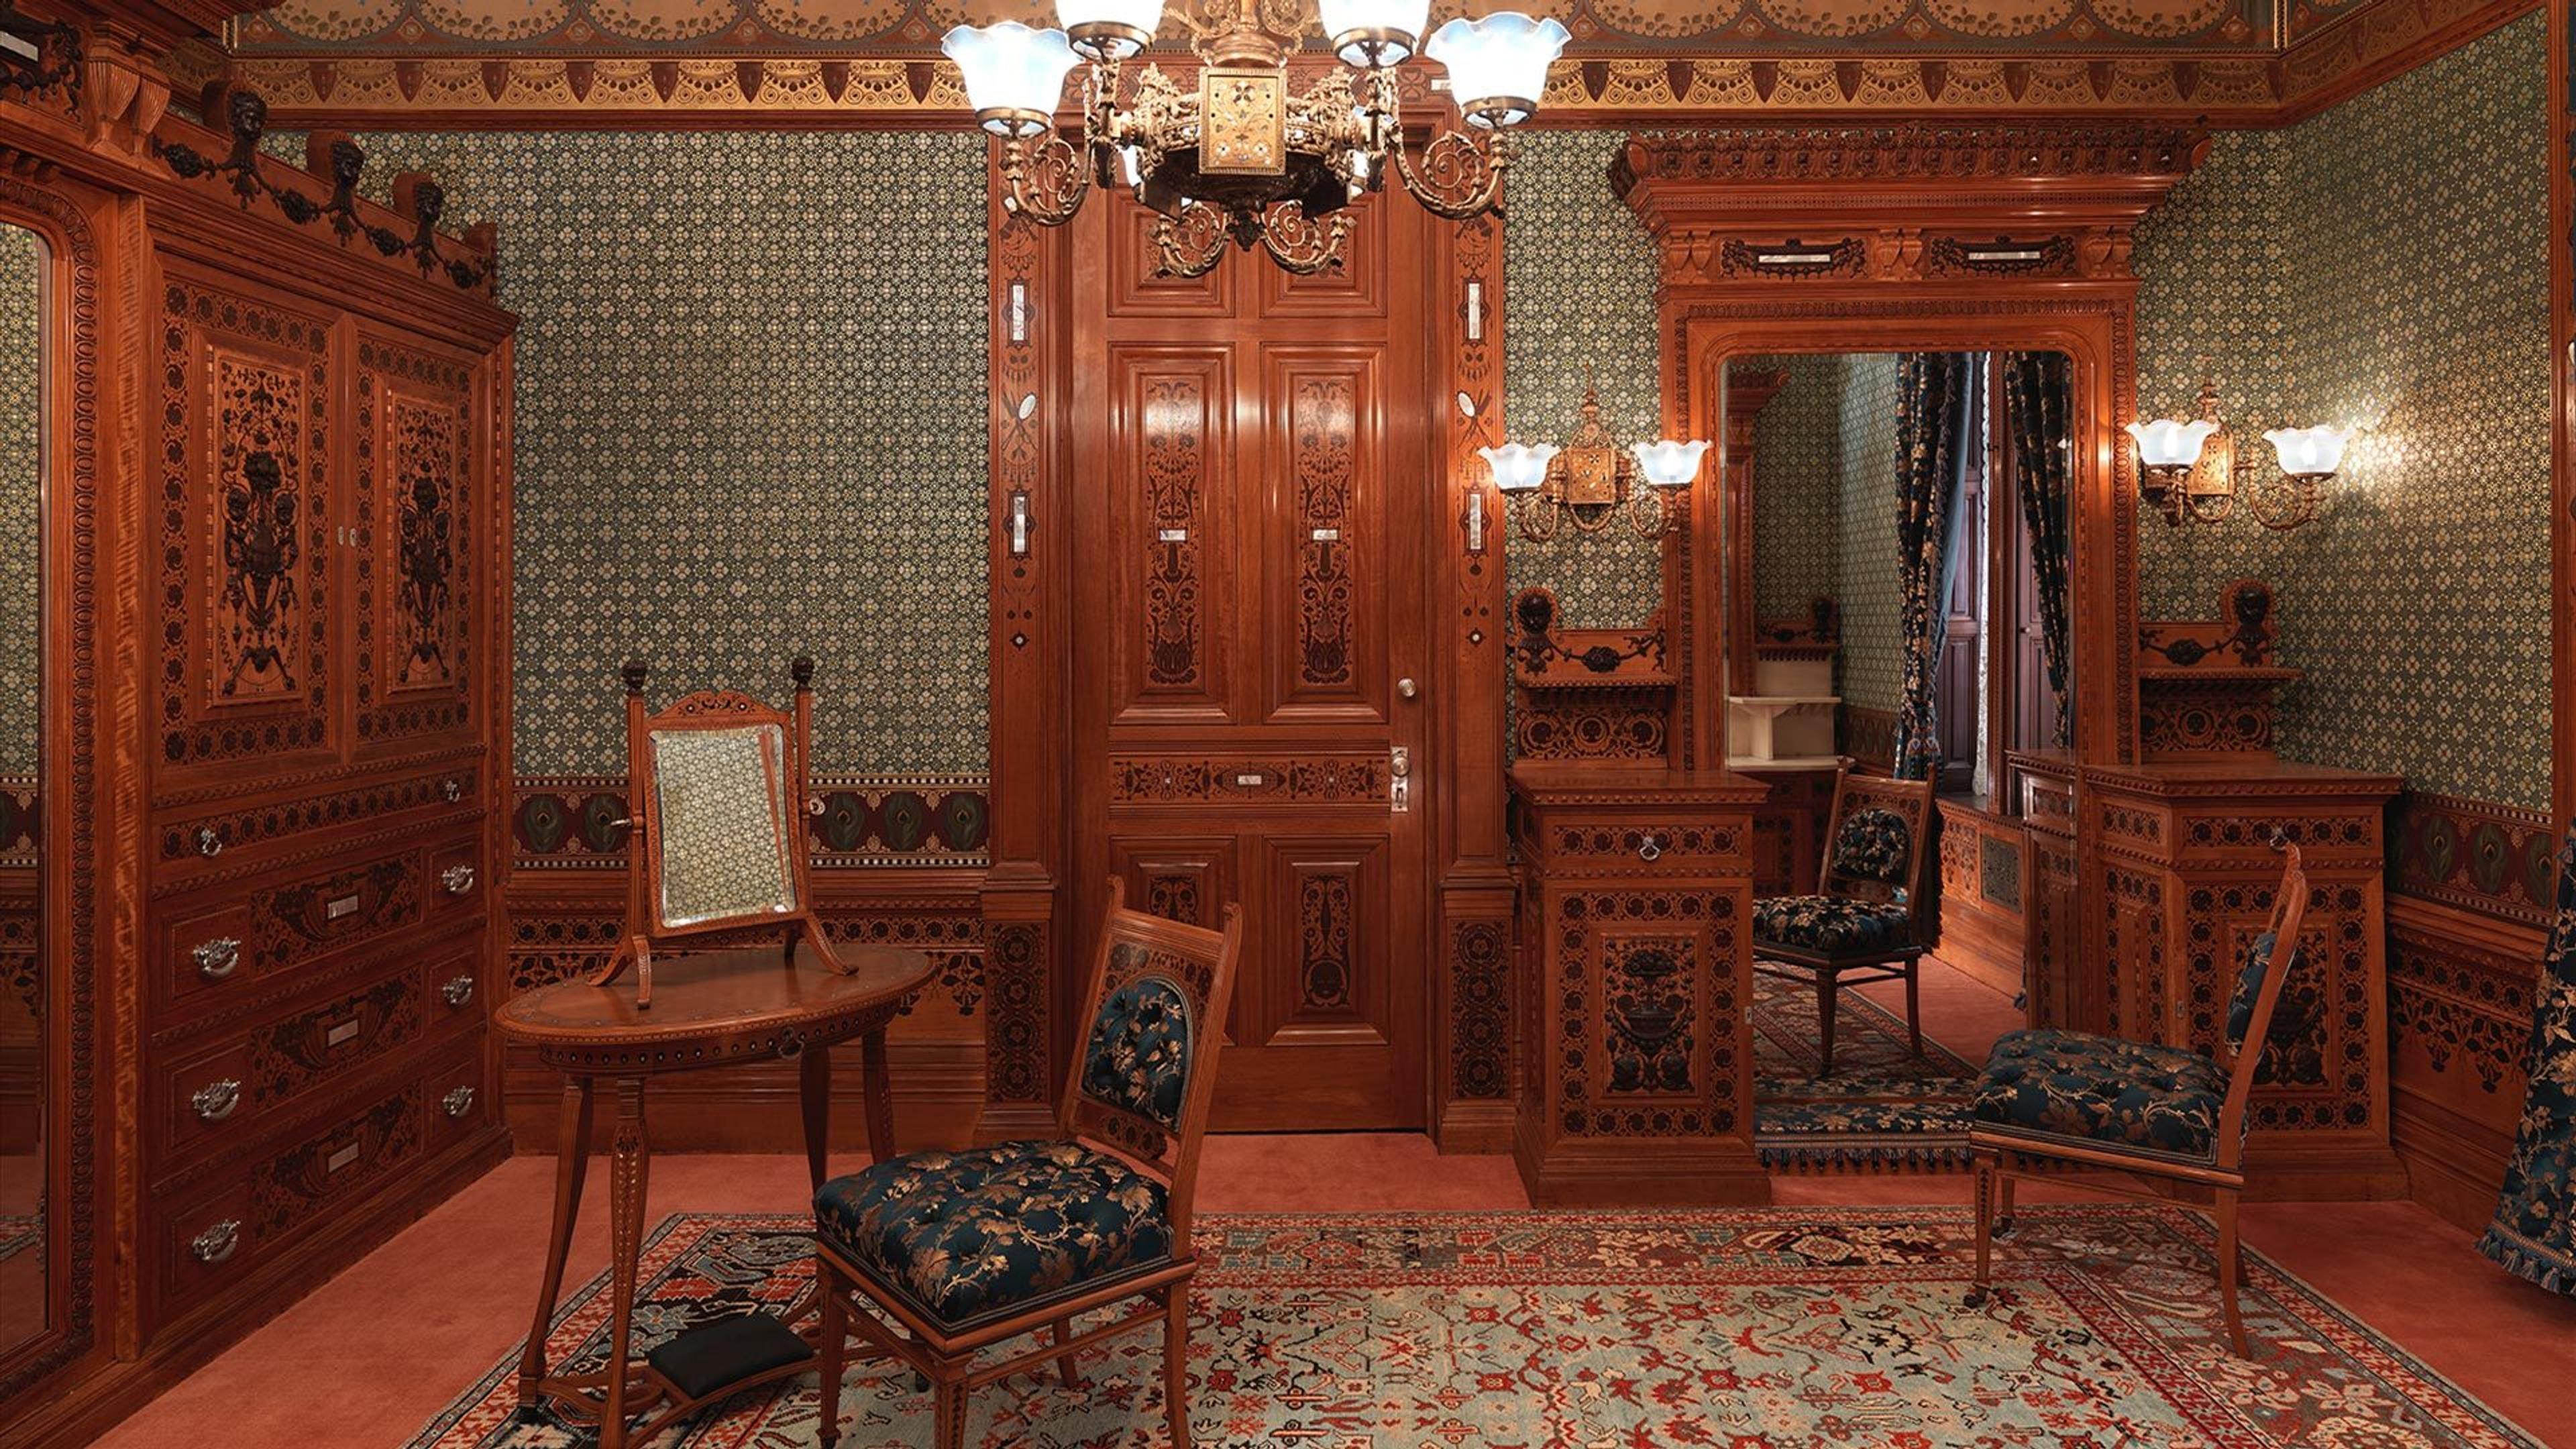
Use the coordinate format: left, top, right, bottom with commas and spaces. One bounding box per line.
2394, 1087, 2516, 1232
1433, 1098, 1514, 1155
502, 1038, 987, 1155
8, 1129, 510, 1449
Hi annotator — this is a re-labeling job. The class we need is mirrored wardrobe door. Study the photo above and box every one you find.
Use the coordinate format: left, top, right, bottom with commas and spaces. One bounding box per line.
0, 217, 47, 1360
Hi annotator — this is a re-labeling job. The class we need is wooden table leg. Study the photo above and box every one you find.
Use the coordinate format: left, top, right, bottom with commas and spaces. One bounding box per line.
516, 1078, 595, 1409
860, 1024, 896, 1167
600, 1077, 650, 1449
800, 1042, 833, 1193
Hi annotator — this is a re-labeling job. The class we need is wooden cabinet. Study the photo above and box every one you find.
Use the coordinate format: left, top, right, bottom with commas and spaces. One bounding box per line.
1507, 763, 1772, 1205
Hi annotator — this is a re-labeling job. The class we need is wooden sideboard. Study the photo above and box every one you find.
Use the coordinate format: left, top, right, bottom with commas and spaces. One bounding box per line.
1507, 762, 1772, 1205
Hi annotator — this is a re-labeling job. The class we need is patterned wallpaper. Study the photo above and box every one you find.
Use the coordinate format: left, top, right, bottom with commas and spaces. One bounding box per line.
1746, 353, 1839, 620
333, 130, 991, 778
1503, 129, 1666, 631
0, 227, 38, 775
1833, 355, 1905, 714
2133, 12, 2550, 808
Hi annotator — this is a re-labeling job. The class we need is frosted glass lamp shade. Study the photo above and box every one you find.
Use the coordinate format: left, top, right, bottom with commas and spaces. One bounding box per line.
2263, 424, 2352, 478
2125, 417, 2218, 469
1479, 442, 1557, 493
1319, 0, 1432, 66
1424, 13, 1569, 127
941, 23, 1080, 136
1631, 439, 1710, 488
1057, 0, 1161, 58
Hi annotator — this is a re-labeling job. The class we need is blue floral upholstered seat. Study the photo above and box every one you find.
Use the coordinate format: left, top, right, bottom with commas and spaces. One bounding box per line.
1752, 894, 1915, 954
1970, 1028, 2233, 1163
813, 1141, 1173, 1330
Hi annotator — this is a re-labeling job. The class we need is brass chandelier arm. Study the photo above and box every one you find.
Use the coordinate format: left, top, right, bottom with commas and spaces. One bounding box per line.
998, 131, 1095, 228
1259, 205, 1354, 276
1152, 203, 1231, 278
1385, 125, 1514, 221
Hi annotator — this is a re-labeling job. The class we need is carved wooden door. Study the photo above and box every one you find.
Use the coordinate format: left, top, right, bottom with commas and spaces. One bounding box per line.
1069, 193, 1432, 1129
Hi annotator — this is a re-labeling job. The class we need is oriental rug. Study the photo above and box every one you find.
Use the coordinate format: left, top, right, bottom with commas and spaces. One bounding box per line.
1753, 971, 1978, 1173
411, 1205, 2540, 1448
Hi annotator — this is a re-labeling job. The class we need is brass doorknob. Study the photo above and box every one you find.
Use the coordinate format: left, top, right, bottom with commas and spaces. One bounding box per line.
1396, 678, 1418, 700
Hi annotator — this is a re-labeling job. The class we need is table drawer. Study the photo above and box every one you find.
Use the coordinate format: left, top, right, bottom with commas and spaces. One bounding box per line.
1521, 812, 1751, 877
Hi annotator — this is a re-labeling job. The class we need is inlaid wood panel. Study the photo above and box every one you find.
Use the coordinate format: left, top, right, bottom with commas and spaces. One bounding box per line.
1109, 350, 1231, 722
1263, 350, 1385, 722
354, 330, 480, 754
158, 268, 339, 776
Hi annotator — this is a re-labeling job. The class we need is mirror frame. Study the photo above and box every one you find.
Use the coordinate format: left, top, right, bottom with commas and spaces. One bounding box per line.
0, 171, 103, 1403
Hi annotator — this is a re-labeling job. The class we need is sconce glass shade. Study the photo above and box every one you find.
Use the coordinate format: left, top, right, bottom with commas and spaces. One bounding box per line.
1056, 0, 1162, 58
1479, 441, 1557, 493
2263, 424, 2352, 478
1424, 13, 1570, 128
2125, 416, 2218, 469
1319, 0, 1431, 66
1630, 439, 1710, 488
941, 23, 1081, 136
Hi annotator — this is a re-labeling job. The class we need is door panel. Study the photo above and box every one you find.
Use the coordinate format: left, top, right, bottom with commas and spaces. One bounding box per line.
1072, 191, 1431, 1130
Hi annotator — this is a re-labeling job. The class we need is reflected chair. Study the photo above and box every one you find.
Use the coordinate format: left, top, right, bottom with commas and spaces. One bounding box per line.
1966, 841, 2310, 1357
809, 881, 1245, 1448
1751, 767, 1935, 1075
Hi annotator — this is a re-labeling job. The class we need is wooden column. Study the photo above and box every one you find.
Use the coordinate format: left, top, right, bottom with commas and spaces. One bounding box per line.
2555, 0, 2574, 827
977, 164, 1070, 1141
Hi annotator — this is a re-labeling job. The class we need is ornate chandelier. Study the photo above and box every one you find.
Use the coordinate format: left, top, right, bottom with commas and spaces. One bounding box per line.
942, 0, 1570, 276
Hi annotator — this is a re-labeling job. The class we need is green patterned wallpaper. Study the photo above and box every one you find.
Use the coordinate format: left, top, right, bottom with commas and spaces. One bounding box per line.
1502, 129, 1666, 630
2133, 12, 2549, 808
1746, 353, 1839, 620
1833, 354, 1905, 715
335, 131, 991, 778
0, 227, 38, 775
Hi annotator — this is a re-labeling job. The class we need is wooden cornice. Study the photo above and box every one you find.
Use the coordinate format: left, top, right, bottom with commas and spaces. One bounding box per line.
173, 0, 2536, 131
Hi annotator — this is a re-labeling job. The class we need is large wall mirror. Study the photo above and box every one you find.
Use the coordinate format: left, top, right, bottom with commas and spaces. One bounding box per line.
0, 215, 48, 1362
1721, 350, 2076, 797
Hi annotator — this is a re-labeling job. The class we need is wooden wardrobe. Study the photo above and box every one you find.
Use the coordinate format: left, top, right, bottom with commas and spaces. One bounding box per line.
0, 4, 515, 1442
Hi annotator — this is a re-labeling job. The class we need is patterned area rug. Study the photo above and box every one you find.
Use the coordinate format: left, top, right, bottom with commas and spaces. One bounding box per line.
1754, 969, 1980, 1171
412, 1208, 2539, 1448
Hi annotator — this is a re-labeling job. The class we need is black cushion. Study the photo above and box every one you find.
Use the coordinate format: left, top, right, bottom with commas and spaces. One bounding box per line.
645, 1311, 813, 1400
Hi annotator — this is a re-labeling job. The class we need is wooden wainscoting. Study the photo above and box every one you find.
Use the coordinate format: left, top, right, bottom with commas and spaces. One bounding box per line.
1933, 796, 2031, 1004
2385, 793, 2554, 1231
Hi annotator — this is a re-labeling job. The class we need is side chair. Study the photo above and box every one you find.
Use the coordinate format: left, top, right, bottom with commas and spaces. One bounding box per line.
1966, 839, 2311, 1356
1750, 767, 1936, 1075
808, 881, 1245, 1448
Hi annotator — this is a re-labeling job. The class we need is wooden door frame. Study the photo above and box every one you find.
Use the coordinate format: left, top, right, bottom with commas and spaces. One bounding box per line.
979, 173, 1498, 1140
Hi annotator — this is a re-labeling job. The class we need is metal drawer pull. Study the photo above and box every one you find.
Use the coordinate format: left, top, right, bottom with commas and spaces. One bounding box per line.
192, 1220, 239, 1265
192, 1079, 241, 1122
325, 1016, 360, 1049
442, 777, 464, 804
326, 1140, 360, 1174
194, 937, 241, 980
441, 974, 475, 1008
1637, 833, 1666, 863
441, 1085, 476, 1118
194, 826, 223, 857
325, 892, 361, 921
439, 863, 476, 895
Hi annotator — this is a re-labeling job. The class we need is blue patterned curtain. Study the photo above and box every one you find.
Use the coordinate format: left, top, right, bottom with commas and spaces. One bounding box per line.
1890, 353, 1974, 781
2002, 352, 2076, 749
2478, 818, 2576, 1294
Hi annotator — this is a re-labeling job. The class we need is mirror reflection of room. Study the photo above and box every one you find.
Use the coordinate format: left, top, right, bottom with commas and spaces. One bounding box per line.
0, 218, 43, 1358
1729, 350, 2074, 1170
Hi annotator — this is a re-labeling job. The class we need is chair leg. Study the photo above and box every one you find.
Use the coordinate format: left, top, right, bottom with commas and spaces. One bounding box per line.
1903, 961, 1923, 1059
1816, 967, 1840, 1077
1996, 1171, 2018, 1238
1967, 1147, 1998, 1309
1052, 1315, 1084, 1389
814, 1272, 847, 1448
1164, 1283, 1191, 1449
932, 1366, 971, 1449
2216, 1187, 2250, 1357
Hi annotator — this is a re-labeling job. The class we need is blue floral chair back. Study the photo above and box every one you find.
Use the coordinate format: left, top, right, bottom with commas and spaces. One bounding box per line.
1818, 771, 1934, 920
2208, 845, 2311, 1136
1063, 879, 1247, 1234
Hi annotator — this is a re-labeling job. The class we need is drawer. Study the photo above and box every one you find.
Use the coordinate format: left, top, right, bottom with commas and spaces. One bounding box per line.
1521, 812, 1751, 877
159, 960, 430, 1162
157, 841, 441, 1020
428, 841, 482, 920
424, 1042, 488, 1153
422, 948, 482, 1023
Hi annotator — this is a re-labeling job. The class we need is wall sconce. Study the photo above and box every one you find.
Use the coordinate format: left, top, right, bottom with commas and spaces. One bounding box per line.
2126, 376, 2352, 532
1477, 385, 1705, 543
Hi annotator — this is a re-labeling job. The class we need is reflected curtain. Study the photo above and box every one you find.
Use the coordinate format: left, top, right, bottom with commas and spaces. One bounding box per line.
1890, 352, 1973, 781
2478, 817, 2576, 1295
2002, 351, 2075, 749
